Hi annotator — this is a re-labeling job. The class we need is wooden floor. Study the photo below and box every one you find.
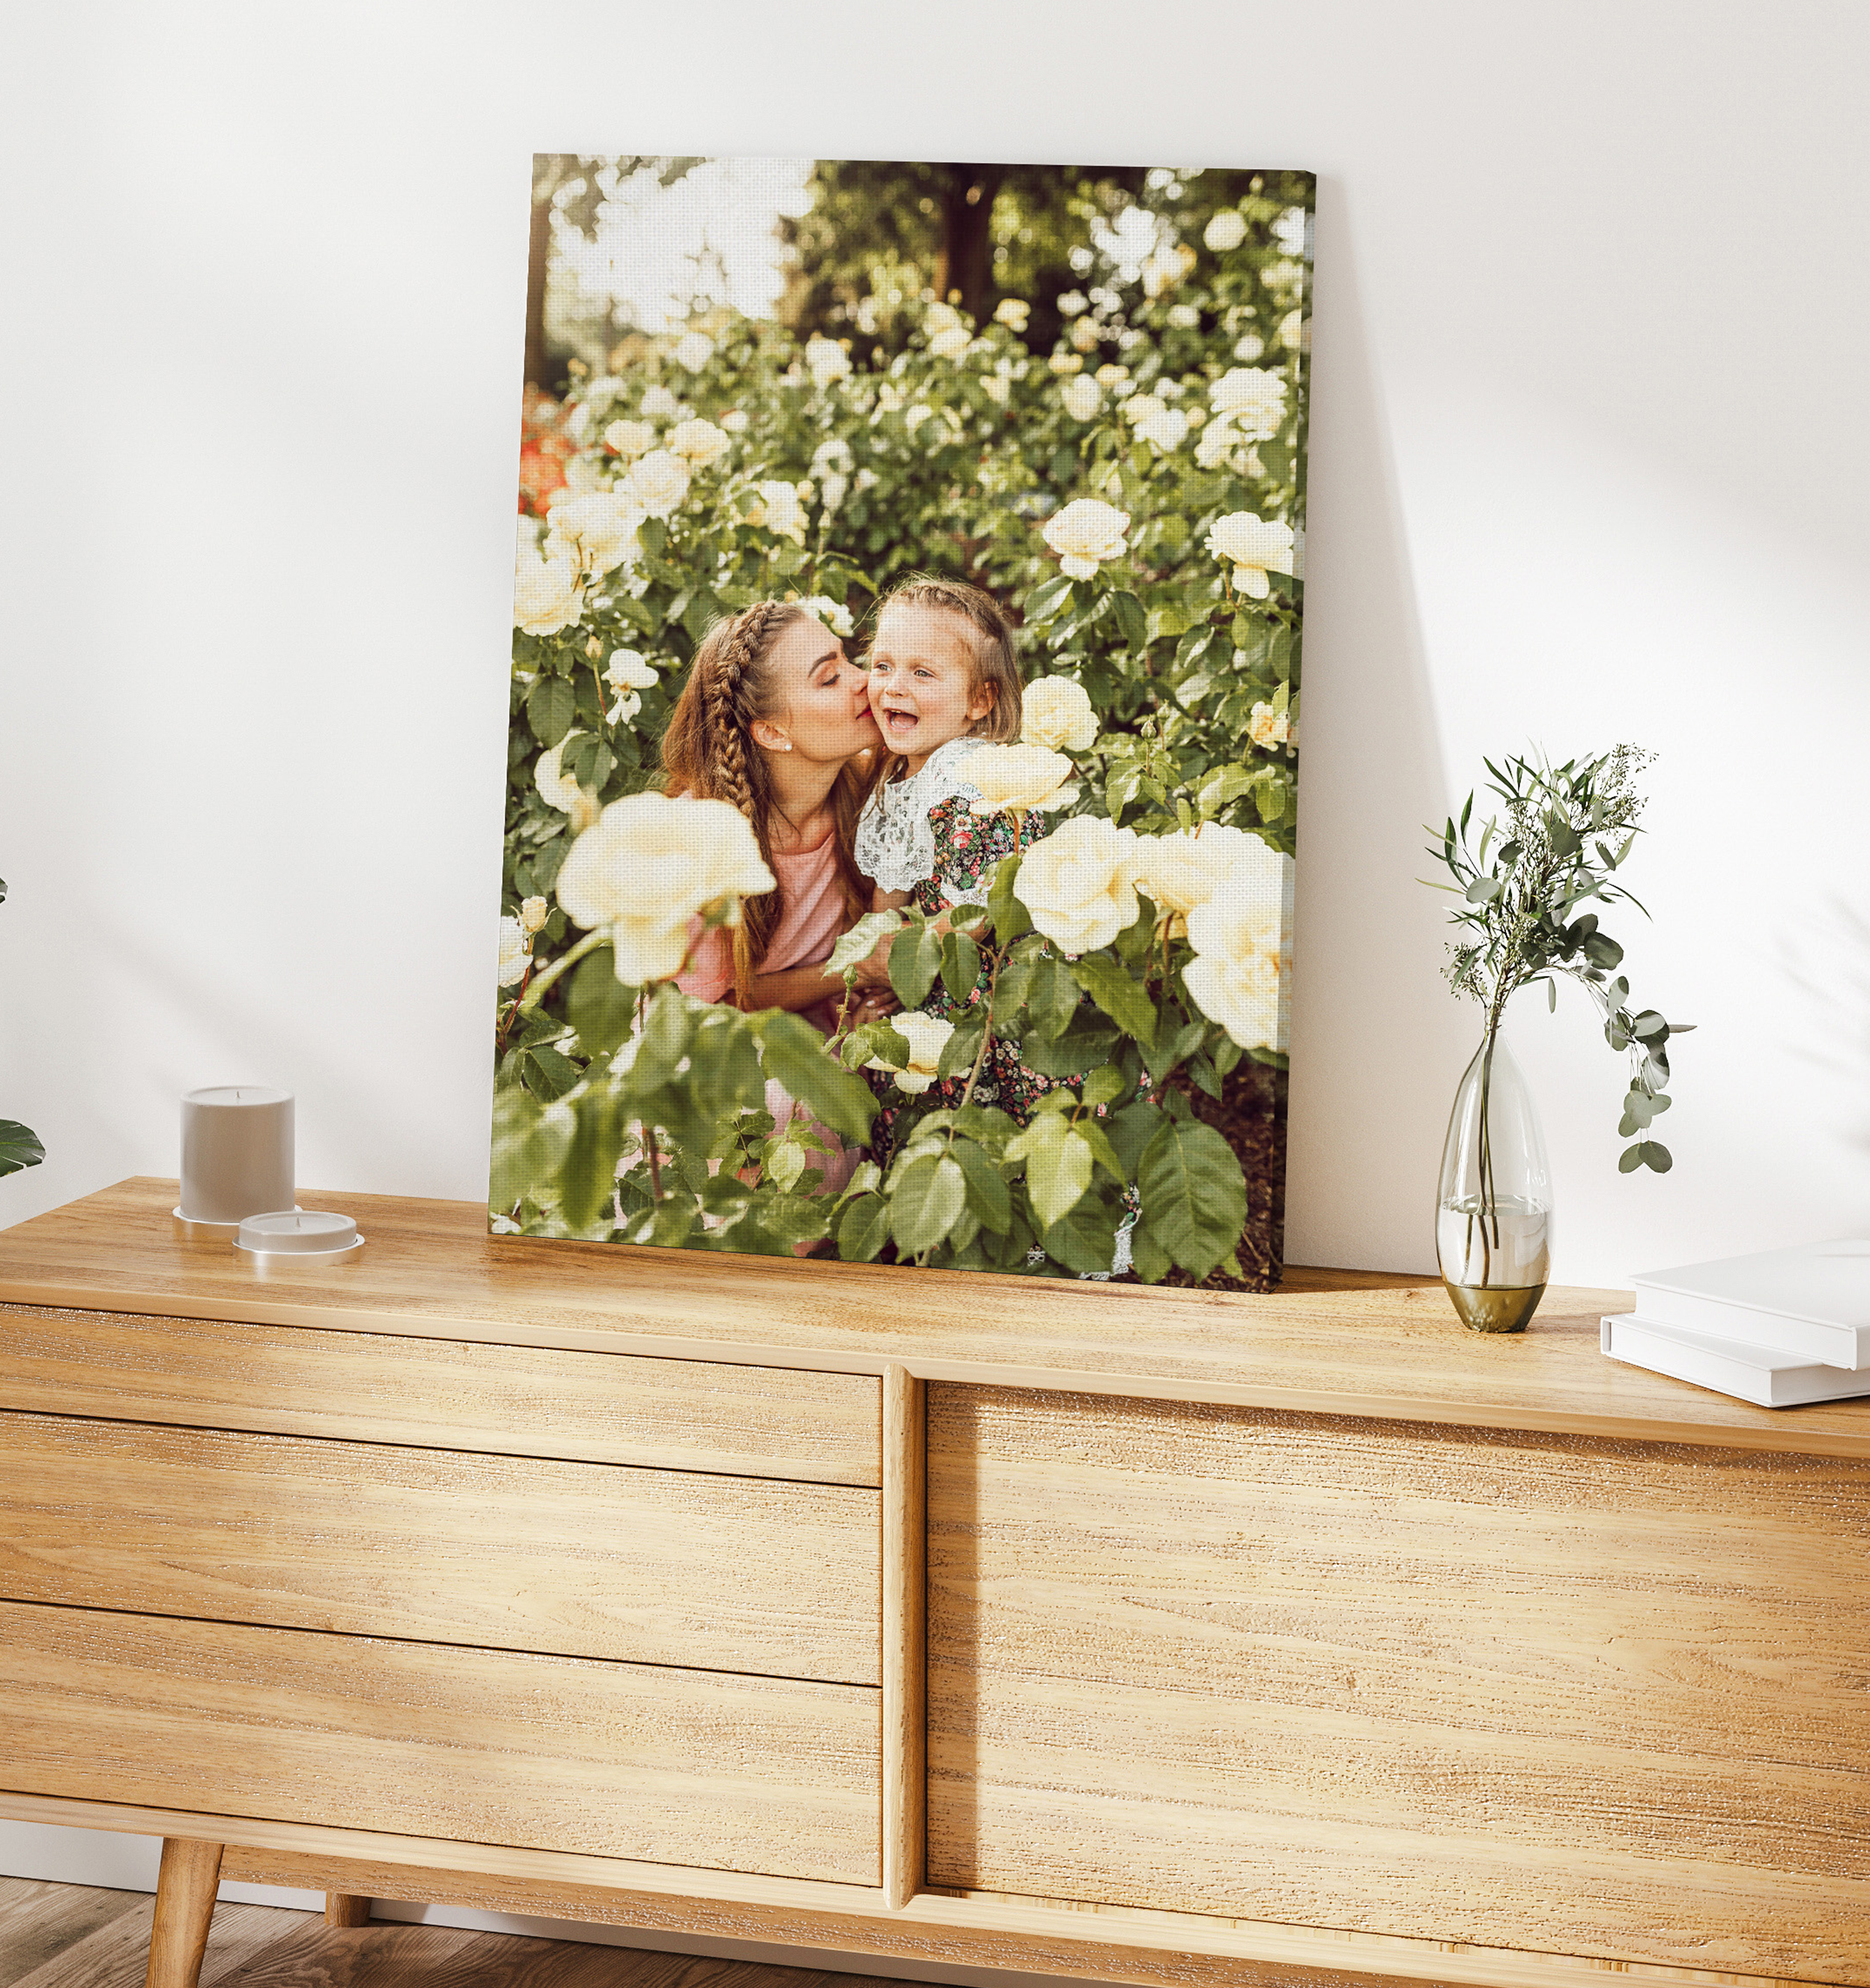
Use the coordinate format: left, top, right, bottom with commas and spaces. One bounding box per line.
0, 1879, 912, 1988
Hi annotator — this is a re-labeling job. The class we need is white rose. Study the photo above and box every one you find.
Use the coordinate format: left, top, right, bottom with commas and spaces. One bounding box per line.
1205, 511, 1296, 599
1020, 677, 1098, 754
1194, 415, 1237, 469
925, 301, 964, 335
1249, 701, 1292, 750
1184, 884, 1290, 1052
518, 896, 549, 934
1209, 367, 1288, 440
1135, 823, 1275, 931
1135, 402, 1189, 452
556, 792, 776, 987
639, 385, 681, 420
1166, 303, 1200, 329
1204, 209, 1248, 253
671, 331, 715, 372
811, 436, 853, 475
801, 595, 855, 638
965, 743, 1080, 814
1094, 363, 1128, 388
1057, 291, 1088, 316
904, 403, 933, 431
747, 478, 807, 544
1261, 259, 1305, 292
1042, 497, 1129, 580
1014, 815, 1144, 955
1233, 333, 1267, 364
624, 448, 690, 518
1279, 308, 1308, 352
1059, 375, 1102, 422
497, 916, 529, 987
544, 490, 643, 578
1049, 352, 1084, 376
513, 541, 584, 635
1120, 392, 1165, 426
806, 336, 852, 388
929, 326, 972, 360
993, 298, 1030, 331
983, 375, 1010, 405
1140, 245, 1185, 299
603, 418, 656, 457
664, 418, 730, 468
867, 1009, 955, 1095
1071, 317, 1101, 353
535, 733, 603, 831
719, 408, 748, 434
820, 472, 850, 513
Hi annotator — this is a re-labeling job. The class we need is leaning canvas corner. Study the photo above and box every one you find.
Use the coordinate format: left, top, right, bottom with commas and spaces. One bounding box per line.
494, 157, 1313, 1289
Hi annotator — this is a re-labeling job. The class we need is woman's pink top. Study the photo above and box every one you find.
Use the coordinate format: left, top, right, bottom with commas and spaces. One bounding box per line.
677, 826, 850, 1037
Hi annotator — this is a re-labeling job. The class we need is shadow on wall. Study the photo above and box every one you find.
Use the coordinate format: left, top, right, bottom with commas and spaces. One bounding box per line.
1782, 897, 1870, 1217
1284, 176, 1469, 1275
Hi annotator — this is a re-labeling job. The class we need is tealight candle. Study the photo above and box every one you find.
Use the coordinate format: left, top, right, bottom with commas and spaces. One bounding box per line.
234, 1208, 363, 1266
179, 1086, 294, 1227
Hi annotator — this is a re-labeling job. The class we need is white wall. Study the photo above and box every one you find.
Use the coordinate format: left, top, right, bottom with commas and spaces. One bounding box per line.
3, 0, 1867, 1287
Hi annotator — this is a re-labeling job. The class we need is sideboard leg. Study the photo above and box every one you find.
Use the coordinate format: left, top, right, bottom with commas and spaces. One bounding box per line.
882, 1364, 927, 1910
145, 1838, 224, 1988
325, 1894, 373, 1927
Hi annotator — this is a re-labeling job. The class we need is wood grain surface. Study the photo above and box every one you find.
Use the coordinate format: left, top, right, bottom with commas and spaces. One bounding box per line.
1, 1177, 1853, 1456
879, 1367, 925, 1909
0, 1884, 309, 1988
145, 1839, 221, 1988
0, 1302, 880, 1486
926, 1384, 1870, 1982
0, 1414, 879, 1683
207, 1852, 1855, 1988
0, 1602, 880, 1886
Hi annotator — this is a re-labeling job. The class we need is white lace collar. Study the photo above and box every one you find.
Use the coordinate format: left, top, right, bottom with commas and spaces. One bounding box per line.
855, 737, 989, 894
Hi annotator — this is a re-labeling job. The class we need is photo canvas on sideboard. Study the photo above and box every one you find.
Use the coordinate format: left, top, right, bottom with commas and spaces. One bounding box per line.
494, 156, 1309, 1289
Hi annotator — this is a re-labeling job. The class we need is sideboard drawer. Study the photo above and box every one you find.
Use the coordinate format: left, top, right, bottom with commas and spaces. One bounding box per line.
0, 1305, 879, 1484
0, 1599, 881, 1885
0, 1413, 880, 1683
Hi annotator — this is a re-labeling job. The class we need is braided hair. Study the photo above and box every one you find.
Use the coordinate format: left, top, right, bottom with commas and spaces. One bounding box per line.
662, 601, 876, 1008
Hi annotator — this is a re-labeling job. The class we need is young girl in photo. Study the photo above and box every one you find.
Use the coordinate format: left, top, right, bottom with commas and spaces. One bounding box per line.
855, 575, 1058, 1123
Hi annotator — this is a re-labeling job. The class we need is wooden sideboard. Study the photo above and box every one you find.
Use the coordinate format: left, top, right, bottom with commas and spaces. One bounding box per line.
2, 1177, 1868, 1988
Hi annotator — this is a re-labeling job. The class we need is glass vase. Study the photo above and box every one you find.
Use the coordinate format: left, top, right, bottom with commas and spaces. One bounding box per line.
1436, 1032, 1552, 1332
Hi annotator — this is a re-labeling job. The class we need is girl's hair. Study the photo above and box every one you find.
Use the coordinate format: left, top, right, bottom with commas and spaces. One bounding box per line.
875, 574, 1023, 749
662, 599, 876, 1008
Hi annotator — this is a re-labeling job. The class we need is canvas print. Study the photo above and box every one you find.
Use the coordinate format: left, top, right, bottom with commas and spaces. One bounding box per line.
495, 156, 1311, 1288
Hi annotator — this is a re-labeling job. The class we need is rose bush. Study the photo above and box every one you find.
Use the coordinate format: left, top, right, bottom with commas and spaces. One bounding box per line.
497, 172, 1310, 1282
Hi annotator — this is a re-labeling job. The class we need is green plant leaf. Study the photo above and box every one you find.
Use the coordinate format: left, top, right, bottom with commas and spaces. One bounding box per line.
1028, 954, 1081, 1038
889, 920, 942, 1009
1137, 1117, 1247, 1281
826, 909, 903, 981
526, 676, 577, 748
941, 929, 983, 1004
890, 1154, 967, 1256
1009, 1115, 1093, 1229
520, 1044, 580, 1101
950, 1138, 1011, 1233
568, 949, 634, 1055
759, 1011, 879, 1141
988, 855, 1032, 947
1642, 1141, 1673, 1173
1026, 572, 1075, 622
559, 1088, 625, 1234
1041, 1190, 1123, 1274
937, 1012, 987, 1079
838, 1193, 891, 1261
1109, 590, 1147, 650
0, 1119, 44, 1177
1022, 1019, 1119, 1077
1073, 954, 1157, 1043
1130, 1220, 1173, 1283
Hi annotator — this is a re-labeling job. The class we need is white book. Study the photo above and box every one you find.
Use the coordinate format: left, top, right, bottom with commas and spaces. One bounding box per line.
1633, 1239, 1870, 1369
1602, 1312, 1870, 1409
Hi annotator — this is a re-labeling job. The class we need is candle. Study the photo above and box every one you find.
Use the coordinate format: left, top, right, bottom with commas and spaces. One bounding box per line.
179, 1086, 294, 1225
234, 1208, 362, 1265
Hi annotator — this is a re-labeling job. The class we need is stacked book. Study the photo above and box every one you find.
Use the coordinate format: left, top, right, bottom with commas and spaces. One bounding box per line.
1602, 1239, 1870, 1408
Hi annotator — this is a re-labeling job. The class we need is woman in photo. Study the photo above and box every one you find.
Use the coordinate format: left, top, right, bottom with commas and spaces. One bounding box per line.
664, 599, 894, 1191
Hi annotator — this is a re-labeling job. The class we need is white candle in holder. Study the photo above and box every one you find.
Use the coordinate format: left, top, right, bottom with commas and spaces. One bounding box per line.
179, 1086, 294, 1225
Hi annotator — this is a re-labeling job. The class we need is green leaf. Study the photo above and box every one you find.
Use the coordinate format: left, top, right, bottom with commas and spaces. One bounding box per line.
520, 1044, 580, 1101
988, 855, 1032, 947
0, 1119, 44, 1176
559, 1088, 625, 1234
890, 1154, 967, 1257
1042, 1190, 1123, 1274
1109, 590, 1147, 650
1464, 877, 1503, 904
759, 1011, 879, 1141
1074, 1116, 1127, 1185
950, 1138, 1011, 1233
568, 949, 634, 1055
1642, 1141, 1674, 1174
941, 929, 983, 1004
1079, 1065, 1127, 1109
1630, 1009, 1668, 1039
1146, 603, 1190, 644
889, 920, 942, 1008
1105, 1100, 1161, 1181
1137, 1118, 1247, 1281
838, 1193, 892, 1261
526, 676, 577, 748
937, 1012, 987, 1079
1028, 954, 1081, 1038
1130, 1221, 1173, 1283
631, 985, 693, 1088
1073, 954, 1157, 1044
1618, 1144, 1645, 1174
1021, 1019, 1118, 1077
826, 909, 903, 981
1009, 1115, 1093, 1229
637, 518, 667, 560
1026, 572, 1075, 623
993, 950, 1036, 1025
